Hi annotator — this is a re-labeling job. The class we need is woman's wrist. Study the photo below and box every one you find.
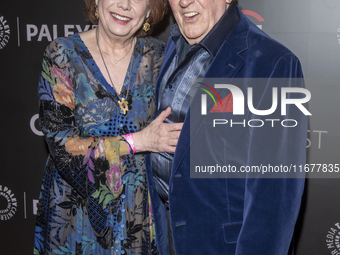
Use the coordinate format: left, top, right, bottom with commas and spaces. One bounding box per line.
132, 131, 148, 153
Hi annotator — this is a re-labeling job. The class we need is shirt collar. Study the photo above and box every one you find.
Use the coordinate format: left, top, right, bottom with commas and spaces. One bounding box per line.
170, 1, 240, 57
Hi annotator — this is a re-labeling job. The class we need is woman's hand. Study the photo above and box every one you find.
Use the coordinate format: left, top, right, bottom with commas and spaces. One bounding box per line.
133, 107, 183, 153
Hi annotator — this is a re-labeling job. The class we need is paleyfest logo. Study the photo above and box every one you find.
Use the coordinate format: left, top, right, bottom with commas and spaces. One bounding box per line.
199, 83, 311, 128
0, 185, 17, 220
242, 10, 265, 30
0, 15, 10, 49
326, 222, 340, 255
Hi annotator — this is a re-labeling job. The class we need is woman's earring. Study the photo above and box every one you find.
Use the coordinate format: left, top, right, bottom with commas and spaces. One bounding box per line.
95, 6, 99, 20
143, 21, 150, 32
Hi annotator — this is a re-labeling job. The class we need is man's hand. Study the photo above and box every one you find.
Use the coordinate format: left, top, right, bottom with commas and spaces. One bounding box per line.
133, 107, 183, 153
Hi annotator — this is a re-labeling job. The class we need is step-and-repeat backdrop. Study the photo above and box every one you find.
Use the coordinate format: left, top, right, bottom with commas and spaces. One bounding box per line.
1, 0, 339, 254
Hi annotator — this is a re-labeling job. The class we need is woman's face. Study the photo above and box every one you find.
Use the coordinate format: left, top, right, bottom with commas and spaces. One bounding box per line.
96, 0, 150, 39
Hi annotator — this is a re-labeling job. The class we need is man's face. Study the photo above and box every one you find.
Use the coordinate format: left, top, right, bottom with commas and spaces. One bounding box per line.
169, 0, 232, 45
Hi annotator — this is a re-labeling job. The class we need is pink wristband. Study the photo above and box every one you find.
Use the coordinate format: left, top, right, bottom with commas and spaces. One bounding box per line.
125, 134, 136, 153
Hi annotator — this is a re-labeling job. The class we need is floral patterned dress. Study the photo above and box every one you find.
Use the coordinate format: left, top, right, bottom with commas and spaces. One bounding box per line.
33, 33, 165, 255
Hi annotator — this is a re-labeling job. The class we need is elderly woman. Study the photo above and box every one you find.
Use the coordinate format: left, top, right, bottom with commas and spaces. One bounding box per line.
33, 0, 181, 254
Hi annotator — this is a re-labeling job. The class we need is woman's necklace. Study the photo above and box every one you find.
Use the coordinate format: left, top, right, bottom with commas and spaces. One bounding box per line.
96, 29, 134, 115
113, 48, 132, 64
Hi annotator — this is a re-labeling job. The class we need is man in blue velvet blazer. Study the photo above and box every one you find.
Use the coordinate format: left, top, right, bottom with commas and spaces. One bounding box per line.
145, 0, 307, 254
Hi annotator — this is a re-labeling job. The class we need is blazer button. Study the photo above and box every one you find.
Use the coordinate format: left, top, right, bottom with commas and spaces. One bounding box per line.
176, 222, 186, 227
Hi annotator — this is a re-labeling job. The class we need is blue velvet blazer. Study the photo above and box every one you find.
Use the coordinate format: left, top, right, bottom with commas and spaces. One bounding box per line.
145, 4, 307, 255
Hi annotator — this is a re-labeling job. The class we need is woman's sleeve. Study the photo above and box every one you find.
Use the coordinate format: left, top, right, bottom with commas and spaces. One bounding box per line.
38, 40, 129, 235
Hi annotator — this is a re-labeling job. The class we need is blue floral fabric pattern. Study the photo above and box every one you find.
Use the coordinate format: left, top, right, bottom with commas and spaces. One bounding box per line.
33, 33, 165, 255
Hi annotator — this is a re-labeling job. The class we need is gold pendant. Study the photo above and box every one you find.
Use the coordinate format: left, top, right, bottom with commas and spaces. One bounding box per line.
118, 98, 129, 115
